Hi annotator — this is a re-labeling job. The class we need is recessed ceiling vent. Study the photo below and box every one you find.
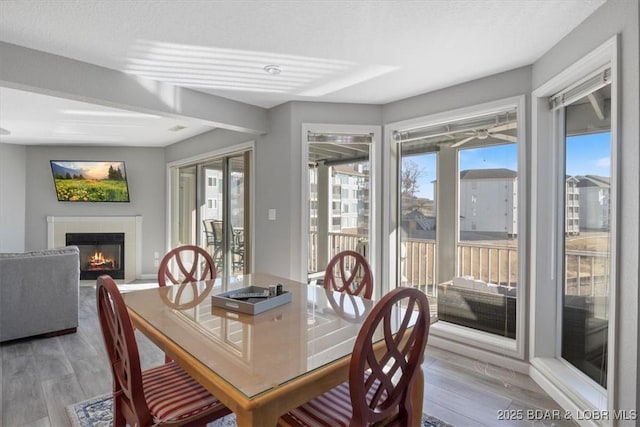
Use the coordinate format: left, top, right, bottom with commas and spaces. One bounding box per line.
168, 125, 187, 132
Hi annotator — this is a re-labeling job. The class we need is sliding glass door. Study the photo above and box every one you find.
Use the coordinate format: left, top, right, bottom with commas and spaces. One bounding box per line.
170, 150, 251, 279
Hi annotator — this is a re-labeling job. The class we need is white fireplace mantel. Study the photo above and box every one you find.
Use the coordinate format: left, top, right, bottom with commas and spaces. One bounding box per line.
47, 215, 142, 282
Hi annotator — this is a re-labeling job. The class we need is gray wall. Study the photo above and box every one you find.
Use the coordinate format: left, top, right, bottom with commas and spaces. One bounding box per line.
253, 102, 382, 280
0, 143, 26, 252
24, 146, 166, 275
383, 66, 532, 123
531, 0, 639, 417
0, 0, 637, 412
165, 128, 256, 164
253, 103, 295, 278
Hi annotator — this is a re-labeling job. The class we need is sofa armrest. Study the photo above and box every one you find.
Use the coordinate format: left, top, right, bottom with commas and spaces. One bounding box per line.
0, 246, 80, 342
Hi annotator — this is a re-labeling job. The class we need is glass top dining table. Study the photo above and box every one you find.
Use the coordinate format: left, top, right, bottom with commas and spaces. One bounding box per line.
122, 273, 423, 426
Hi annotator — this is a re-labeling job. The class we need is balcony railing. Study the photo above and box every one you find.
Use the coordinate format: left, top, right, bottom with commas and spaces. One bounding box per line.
308, 232, 364, 273
309, 232, 609, 298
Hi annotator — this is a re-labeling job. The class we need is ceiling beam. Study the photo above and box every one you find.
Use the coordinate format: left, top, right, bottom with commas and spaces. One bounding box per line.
0, 42, 268, 135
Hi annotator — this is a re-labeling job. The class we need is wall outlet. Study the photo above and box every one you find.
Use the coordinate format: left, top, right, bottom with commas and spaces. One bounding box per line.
154, 259, 159, 267
154, 251, 159, 259
268, 209, 276, 220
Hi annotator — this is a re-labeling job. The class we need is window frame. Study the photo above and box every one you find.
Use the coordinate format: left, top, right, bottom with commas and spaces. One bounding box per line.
529, 36, 618, 414
166, 141, 255, 276
384, 95, 527, 361
300, 123, 382, 296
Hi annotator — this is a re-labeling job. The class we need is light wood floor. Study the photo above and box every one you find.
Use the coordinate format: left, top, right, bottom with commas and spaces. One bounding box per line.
1, 286, 577, 427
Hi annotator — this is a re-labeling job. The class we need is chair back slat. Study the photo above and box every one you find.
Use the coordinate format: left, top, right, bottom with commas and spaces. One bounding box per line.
157, 245, 217, 287
349, 287, 430, 425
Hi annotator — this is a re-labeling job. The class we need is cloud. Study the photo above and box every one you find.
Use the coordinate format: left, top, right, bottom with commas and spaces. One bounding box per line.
596, 157, 610, 168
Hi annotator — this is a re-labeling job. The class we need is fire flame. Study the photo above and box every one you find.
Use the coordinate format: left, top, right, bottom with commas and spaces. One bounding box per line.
88, 251, 115, 270
91, 252, 105, 263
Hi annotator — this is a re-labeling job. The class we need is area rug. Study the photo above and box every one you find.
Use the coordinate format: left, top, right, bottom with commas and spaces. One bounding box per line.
67, 393, 454, 426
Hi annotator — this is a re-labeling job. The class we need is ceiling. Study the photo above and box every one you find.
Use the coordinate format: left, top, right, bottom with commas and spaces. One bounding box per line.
0, 0, 606, 147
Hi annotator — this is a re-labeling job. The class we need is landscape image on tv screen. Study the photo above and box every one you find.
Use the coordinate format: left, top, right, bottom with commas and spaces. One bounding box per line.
50, 160, 130, 202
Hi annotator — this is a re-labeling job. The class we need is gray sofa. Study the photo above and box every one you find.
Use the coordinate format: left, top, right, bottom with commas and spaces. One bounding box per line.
0, 246, 80, 342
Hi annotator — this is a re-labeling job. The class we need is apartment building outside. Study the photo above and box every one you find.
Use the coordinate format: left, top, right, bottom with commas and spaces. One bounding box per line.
576, 175, 610, 230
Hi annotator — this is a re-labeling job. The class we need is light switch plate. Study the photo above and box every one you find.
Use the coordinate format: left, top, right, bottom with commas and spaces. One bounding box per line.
268, 209, 276, 220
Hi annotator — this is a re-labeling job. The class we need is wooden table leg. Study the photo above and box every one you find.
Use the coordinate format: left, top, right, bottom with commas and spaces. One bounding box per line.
235, 408, 280, 427
411, 366, 425, 426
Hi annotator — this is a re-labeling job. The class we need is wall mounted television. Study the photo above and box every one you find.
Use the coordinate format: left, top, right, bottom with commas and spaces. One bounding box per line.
50, 160, 130, 202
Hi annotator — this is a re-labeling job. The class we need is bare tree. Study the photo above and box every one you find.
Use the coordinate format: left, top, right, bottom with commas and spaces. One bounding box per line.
401, 160, 424, 197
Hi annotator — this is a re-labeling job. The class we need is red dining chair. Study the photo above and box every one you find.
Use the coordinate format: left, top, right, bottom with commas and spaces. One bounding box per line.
157, 245, 217, 362
324, 250, 373, 299
279, 287, 430, 427
157, 245, 217, 287
96, 275, 231, 427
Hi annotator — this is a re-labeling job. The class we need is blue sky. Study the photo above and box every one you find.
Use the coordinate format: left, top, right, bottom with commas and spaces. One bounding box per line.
565, 132, 611, 176
403, 131, 611, 200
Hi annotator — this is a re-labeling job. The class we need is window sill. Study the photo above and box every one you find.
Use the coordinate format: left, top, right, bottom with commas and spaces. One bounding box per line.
530, 357, 607, 417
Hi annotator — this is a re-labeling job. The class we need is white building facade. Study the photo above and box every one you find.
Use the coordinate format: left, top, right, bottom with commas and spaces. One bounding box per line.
458, 169, 518, 235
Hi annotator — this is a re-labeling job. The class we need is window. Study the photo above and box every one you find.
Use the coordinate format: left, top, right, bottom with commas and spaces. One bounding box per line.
560, 85, 611, 388
170, 149, 252, 279
391, 96, 524, 356
305, 126, 376, 279
530, 38, 617, 414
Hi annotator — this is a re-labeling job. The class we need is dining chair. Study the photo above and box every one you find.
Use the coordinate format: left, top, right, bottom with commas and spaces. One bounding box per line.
279, 286, 430, 426
231, 226, 245, 272
157, 245, 217, 287
211, 220, 225, 268
324, 250, 373, 299
96, 275, 231, 427
203, 219, 216, 248
279, 287, 430, 427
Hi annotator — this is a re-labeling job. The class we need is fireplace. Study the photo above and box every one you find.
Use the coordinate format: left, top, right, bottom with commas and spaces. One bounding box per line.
66, 232, 125, 280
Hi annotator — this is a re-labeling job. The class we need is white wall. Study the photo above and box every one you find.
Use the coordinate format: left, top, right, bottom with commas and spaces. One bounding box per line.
23, 146, 166, 276
0, 143, 26, 252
